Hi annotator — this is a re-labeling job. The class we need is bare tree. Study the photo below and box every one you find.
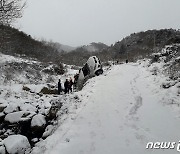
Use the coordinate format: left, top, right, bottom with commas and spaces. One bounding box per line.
0, 0, 26, 25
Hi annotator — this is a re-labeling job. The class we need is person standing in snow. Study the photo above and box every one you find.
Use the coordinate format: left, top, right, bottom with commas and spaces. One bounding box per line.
69, 77, 74, 93
64, 79, 70, 94
58, 79, 62, 95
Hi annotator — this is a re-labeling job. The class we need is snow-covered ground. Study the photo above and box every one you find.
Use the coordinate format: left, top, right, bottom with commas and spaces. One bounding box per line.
0, 47, 179, 153
31, 62, 180, 154
0, 52, 79, 153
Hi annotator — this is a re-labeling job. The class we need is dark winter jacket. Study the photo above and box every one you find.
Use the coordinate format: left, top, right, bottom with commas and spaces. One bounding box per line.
64, 80, 69, 89
58, 80, 62, 94
69, 79, 73, 88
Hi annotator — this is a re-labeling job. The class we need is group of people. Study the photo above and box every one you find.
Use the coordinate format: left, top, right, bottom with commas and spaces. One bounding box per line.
58, 77, 74, 95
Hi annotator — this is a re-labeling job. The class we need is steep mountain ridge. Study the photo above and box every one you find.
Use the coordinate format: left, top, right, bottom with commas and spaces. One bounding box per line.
0, 25, 62, 65
60, 29, 180, 66
1, 25, 180, 66
109, 29, 180, 61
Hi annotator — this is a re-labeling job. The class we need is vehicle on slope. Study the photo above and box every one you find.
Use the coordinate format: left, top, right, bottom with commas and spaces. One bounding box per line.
74, 56, 103, 90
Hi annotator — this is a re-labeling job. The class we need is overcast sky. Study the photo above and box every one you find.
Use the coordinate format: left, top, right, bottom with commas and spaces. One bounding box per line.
16, 0, 180, 47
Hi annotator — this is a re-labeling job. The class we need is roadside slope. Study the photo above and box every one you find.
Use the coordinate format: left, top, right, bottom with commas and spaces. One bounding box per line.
33, 63, 180, 154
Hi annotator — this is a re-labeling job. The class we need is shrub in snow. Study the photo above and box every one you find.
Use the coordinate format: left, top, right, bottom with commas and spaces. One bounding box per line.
47, 100, 62, 120
22, 86, 31, 92
151, 54, 160, 63
42, 64, 64, 75
46, 106, 58, 120
4, 135, 31, 154
150, 67, 159, 75
148, 44, 180, 93
161, 81, 176, 89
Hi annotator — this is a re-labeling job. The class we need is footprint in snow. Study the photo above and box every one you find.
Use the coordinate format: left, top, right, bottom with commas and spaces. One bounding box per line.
129, 96, 143, 115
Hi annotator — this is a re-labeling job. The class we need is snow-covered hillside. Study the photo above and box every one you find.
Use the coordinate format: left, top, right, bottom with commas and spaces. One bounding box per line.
0, 53, 79, 153
31, 60, 179, 154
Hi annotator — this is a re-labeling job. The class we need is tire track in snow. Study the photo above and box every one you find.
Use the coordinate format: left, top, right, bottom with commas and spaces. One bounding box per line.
129, 72, 143, 117
126, 68, 149, 145
129, 96, 143, 115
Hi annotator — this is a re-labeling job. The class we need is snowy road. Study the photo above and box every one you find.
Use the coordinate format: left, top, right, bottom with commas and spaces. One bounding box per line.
33, 63, 180, 154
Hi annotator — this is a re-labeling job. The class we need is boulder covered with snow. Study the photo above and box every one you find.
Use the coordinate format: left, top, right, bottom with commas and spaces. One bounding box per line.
31, 114, 46, 137
20, 103, 37, 113
40, 86, 58, 95
3, 104, 20, 114
5, 111, 36, 124
0, 104, 7, 112
42, 125, 54, 139
0, 145, 6, 154
4, 135, 31, 154
31, 114, 46, 127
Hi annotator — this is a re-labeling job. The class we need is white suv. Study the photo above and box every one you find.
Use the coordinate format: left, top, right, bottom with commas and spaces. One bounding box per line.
75, 56, 103, 88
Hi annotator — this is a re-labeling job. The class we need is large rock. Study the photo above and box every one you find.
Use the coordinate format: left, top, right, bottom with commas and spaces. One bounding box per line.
4, 104, 20, 114
20, 103, 37, 113
0, 112, 5, 123
31, 114, 46, 138
5, 111, 35, 124
31, 114, 46, 127
0, 104, 7, 112
4, 135, 31, 154
0, 145, 6, 154
42, 125, 54, 139
40, 87, 57, 95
